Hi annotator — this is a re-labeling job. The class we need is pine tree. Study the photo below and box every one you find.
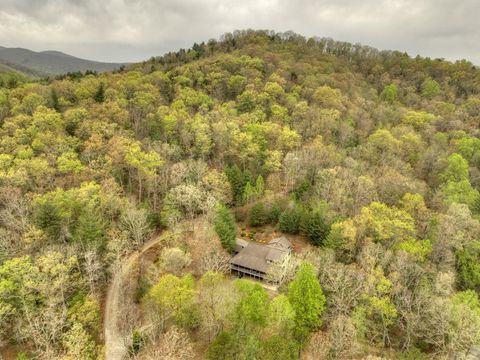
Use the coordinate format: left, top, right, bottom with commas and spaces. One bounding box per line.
213, 204, 236, 251
301, 209, 330, 246
249, 203, 268, 227
255, 175, 265, 197
74, 210, 106, 251
278, 207, 302, 234
93, 83, 105, 103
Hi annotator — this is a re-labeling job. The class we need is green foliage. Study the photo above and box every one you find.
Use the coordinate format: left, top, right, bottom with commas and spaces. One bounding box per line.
3, 29, 480, 358
291, 180, 312, 201
288, 262, 326, 341
398, 348, 428, 360
358, 202, 415, 244
441, 153, 469, 182
145, 273, 198, 330
457, 136, 480, 163
74, 209, 106, 251
441, 179, 480, 208
206, 331, 237, 360
300, 207, 330, 246
267, 200, 284, 224
128, 330, 146, 357
260, 335, 299, 360
93, 82, 105, 103
456, 241, 480, 291
381, 83, 398, 103
403, 110, 436, 128
396, 238, 432, 262
248, 203, 268, 227
421, 78, 441, 98
279, 206, 304, 234
213, 203, 237, 251
225, 165, 252, 204
232, 280, 269, 330
57, 151, 84, 174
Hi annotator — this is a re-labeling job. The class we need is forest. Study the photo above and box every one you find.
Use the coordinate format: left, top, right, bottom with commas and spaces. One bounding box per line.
0, 29, 480, 359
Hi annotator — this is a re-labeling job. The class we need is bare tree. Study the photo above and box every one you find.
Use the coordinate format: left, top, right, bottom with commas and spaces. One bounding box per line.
120, 208, 151, 248
141, 326, 196, 360
329, 315, 358, 358
159, 247, 192, 276
199, 250, 231, 274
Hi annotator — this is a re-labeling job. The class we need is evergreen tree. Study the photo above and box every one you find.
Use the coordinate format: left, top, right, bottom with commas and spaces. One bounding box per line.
225, 165, 251, 204
74, 210, 106, 251
267, 201, 283, 224
242, 181, 256, 203
278, 206, 303, 234
255, 175, 265, 197
249, 203, 268, 227
288, 262, 326, 341
213, 204, 236, 251
93, 83, 105, 103
301, 209, 330, 246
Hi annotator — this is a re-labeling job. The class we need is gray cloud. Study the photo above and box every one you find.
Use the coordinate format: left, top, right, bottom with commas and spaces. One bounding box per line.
0, 0, 478, 63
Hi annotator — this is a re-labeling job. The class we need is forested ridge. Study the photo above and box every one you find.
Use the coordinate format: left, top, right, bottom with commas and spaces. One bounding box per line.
1, 29, 480, 359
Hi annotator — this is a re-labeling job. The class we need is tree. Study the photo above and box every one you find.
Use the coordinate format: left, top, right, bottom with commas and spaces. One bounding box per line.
279, 206, 303, 234
74, 209, 106, 252
301, 208, 330, 246
57, 151, 84, 175
120, 207, 151, 248
144, 326, 196, 360
441, 153, 469, 183
248, 203, 268, 227
125, 143, 163, 201
421, 78, 441, 98
213, 204, 236, 251
456, 241, 480, 291
159, 247, 192, 276
144, 274, 197, 331
267, 294, 295, 336
357, 202, 415, 245
232, 280, 269, 332
198, 272, 237, 340
62, 323, 97, 360
288, 262, 326, 341
381, 84, 398, 103
93, 82, 105, 103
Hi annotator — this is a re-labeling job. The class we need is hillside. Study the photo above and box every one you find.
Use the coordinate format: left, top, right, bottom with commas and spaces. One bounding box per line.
0, 46, 125, 77
0, 30, 480, 359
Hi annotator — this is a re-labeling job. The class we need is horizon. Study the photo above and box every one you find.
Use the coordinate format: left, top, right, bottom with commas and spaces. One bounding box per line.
0, 0, 479, 64
0, 29, 477, 67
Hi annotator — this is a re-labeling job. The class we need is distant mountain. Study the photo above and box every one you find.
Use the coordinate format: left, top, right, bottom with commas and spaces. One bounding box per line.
0, 46, 125, 77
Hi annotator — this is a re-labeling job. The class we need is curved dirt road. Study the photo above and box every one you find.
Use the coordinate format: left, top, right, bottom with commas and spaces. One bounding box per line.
104, 237, 161, 360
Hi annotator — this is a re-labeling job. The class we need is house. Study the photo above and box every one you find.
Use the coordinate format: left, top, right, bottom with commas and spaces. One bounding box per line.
230, 236, 292, 281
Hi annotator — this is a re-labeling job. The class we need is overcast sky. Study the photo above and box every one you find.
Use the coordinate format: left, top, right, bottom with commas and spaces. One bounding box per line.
0, 0, 479, 64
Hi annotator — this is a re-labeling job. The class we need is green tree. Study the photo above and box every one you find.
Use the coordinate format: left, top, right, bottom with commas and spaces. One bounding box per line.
93, 82, 105, 103
213, 204, 236, 251
421, 78, 441, 98
74, 209, 106, 252
279, 206, 303, 234
288, 262, 326, 341
249, 203, 268, 227
381, 84, 398, 103
145, 273, 198, 330
441, 153, 469, 183
267, 294, 295, 336
456, 241, 480, 291
301, 208, 330, 246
